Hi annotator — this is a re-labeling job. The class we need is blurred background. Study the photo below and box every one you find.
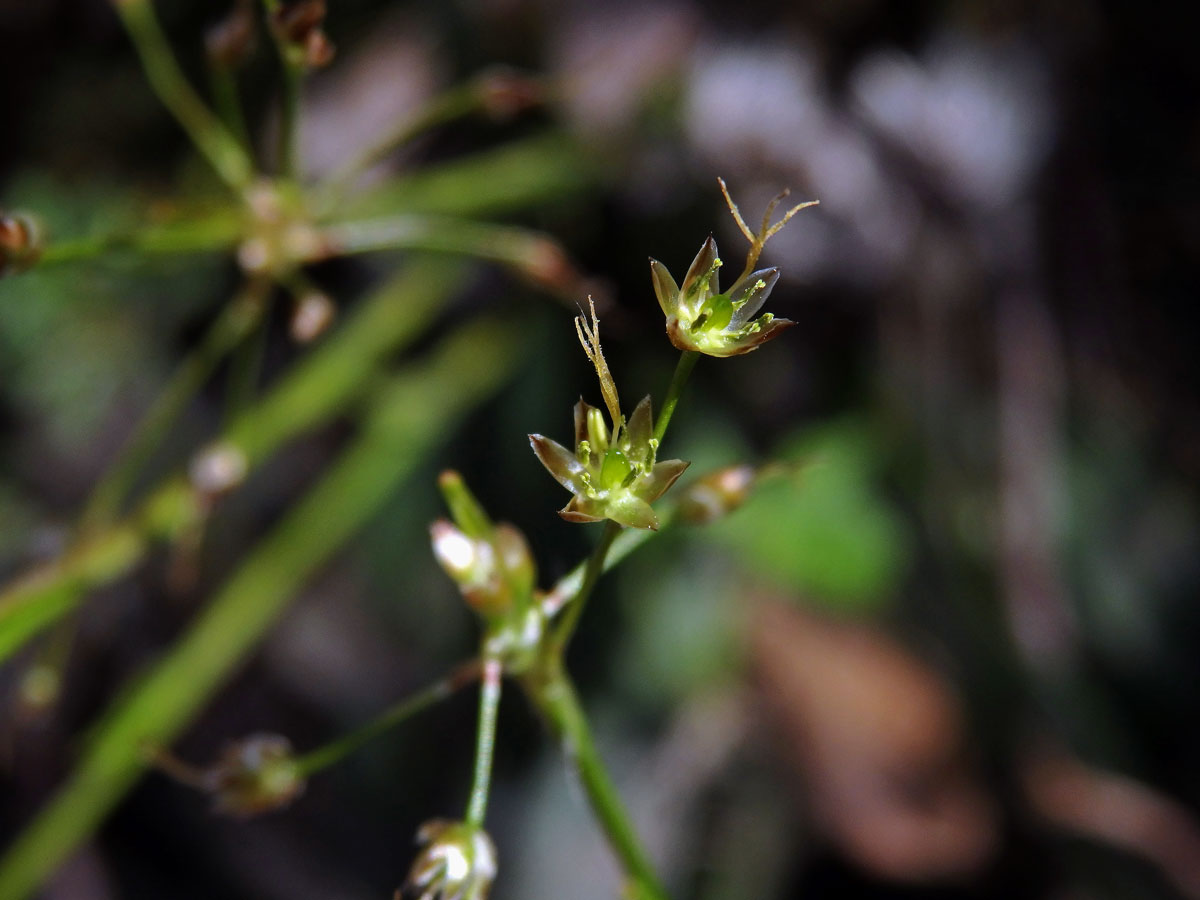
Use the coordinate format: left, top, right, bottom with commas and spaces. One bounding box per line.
2, 0, 1200, 898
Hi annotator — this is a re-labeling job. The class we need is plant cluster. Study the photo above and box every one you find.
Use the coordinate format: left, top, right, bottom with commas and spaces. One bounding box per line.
0, 2, 814, 898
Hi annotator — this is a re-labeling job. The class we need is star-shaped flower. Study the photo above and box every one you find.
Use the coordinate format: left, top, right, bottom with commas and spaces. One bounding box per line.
530, 394, 688, 531
651, 235, 789, 357
529, 299, 688, 530
650, 178, 817, 357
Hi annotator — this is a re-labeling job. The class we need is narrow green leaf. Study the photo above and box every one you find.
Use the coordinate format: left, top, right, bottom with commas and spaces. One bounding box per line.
0, 319, 522, 900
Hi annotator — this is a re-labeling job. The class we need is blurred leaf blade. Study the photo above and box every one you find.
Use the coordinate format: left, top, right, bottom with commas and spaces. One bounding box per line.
0, 258, 464, 664
336, 133, 594, 220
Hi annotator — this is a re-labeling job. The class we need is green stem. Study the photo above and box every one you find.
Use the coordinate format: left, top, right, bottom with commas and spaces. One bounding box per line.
550, 520, 621, 653
295, 659, 480, 776
224, 308, 270, 424
115, 0, 253, 190
0, 260, 466, 666
464, 656, 503, 828
208, 64, 252, 158
259, 0, 304, 180
37, 211, 243, 265
540, 513, 667, 619
653, 351, 699, 445
0, 317, 522, 900
277, 65, 302, 179
523, 665, 669, 900
81, 281, 270, 531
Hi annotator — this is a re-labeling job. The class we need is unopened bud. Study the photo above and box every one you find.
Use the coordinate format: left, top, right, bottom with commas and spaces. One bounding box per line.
304, 28, 335, 67
189, 441, 248, 497
290, 290, 335, 342
150, 733, 305, 818
514, 238, 584, 298
206, 1, 256, 68
431, 473, 539, 626
18, 663, 61, 713
272, 0, 335, 69
210, 733, 304, 817
476, 68, 543, 120
430, 520, 508, 618
492, 524, 534, 600
677, 464, 756, 524
0, 212, 42, 277
437, 470, 493, 539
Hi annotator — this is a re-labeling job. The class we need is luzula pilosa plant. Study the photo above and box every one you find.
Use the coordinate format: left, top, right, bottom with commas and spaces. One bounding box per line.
403, 181, 818, 899
119, 182, 815, 900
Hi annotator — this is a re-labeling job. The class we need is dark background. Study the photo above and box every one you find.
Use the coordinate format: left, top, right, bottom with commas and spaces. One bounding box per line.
2, 0, 1199, 898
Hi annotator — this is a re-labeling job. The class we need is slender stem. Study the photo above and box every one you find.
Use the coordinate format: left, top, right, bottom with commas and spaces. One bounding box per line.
540, 513, 667, 619
551, 520, 621, 653
36, 212, 243, 265
653, 350, 699, 445
208, 64, 252, 157
295, 659, 481, 776
114, 0, 253, 190
259, 0, 305, 180
464, 656, 503, 828
224, 310, 269, 424
523, 665, 669, 900
277, 65, 302, 179
81, 281, 270, 531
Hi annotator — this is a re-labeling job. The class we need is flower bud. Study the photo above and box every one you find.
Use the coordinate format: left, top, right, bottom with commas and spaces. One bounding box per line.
431, 520, 507, 617
475, 68, 543, 121
189, 441, 248, 498
208, 734, 305, 817
205, 1, 256, 69
0, 212, 42, 277
289, 290, 336, 343
403, 820, 496, 900
437, 470, 493, 540
150, 733, 305, 818
677, 464, 756, 524
271, 0, 335, 69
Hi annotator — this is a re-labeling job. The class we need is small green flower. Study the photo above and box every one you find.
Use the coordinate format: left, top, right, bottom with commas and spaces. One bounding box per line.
529, 298, 688, 530
650, 178, 817, 357
650, 236, 790, 357
403, 819, 497, 900
530, 395, 688, 531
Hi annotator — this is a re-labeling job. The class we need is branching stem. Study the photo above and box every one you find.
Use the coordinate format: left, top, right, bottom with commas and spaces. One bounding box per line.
82, 280, 271, 531
523, 664, 669, 900
550, 519, 621, 653
115, 0, 253, 190
295, 659, 481, 776
653, 350, 699, 445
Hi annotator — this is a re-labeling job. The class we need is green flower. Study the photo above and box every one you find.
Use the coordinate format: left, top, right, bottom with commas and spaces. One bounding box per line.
530, 394, 688, 531
650, 177, 817, 357
530, 298, 688, 530
650, 235, 791, 357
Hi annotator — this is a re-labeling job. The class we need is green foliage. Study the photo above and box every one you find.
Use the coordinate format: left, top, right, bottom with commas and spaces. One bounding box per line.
704, 418, 911, 611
